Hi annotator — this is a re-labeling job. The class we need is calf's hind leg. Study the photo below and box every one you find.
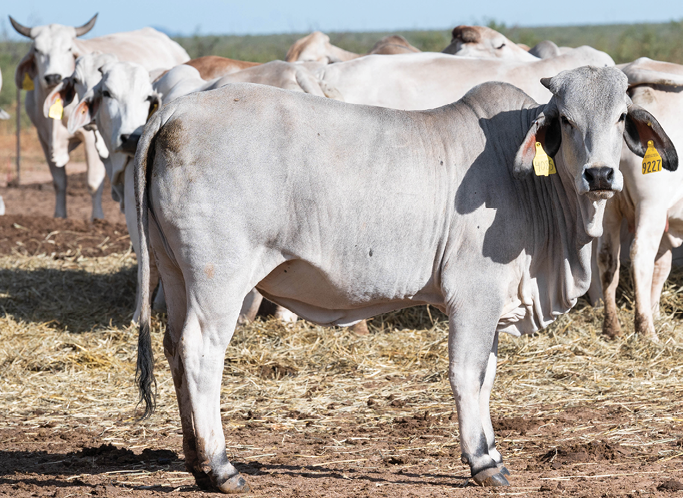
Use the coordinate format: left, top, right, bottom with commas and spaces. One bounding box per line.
150, 221, 250, 493
178, 278, 254, 493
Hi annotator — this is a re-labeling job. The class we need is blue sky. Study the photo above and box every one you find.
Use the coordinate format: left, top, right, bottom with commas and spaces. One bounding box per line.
2, 1, 683, 38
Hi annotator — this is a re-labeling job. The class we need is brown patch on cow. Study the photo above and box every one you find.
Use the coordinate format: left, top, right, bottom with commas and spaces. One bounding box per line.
185, 56, 260, 80
451, 25, 481, 43
369, 35, 420, 55
286, 32, 325, 62
157, 118, 186, 157
204, 264, 215, 279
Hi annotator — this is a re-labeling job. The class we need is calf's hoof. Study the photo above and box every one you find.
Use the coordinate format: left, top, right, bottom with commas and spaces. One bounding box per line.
351, 320, 369, 335
498, 464, 511, 476
217, 472, 251, 494
472, 467, 510, 487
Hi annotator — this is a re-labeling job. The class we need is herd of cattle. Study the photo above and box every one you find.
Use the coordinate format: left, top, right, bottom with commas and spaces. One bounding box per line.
3, 14, 683, 492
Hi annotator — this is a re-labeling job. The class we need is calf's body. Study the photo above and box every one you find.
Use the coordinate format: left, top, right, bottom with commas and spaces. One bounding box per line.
134, 69, 674, 492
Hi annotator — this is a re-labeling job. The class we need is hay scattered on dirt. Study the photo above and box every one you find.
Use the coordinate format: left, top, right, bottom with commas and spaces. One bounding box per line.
0, 214, 131, 257
0, 253, 681, 453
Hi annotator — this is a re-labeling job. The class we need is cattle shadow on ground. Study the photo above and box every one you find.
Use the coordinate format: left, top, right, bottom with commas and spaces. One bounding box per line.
235, 461, 470, 488
0, 447, 183, 478
0, 265, 136, 332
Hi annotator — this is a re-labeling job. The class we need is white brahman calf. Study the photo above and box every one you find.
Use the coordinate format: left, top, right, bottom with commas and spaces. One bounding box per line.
132, 66, 676, 492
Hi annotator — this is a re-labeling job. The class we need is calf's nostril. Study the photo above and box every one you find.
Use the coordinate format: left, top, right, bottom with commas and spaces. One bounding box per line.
120, 134, 130, 143
584, 166, 615, 190
584, 168, 595, 184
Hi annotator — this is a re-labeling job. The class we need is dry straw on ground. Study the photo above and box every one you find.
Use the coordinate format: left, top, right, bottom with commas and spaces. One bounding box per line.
1, 251, 681, 436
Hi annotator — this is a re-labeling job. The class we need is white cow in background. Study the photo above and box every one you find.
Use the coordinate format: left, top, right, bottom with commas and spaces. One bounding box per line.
10, 14, 189, 219
315, 48, 614, 109
285, 31, 420, 64
598, 57, 683, 341
0, 69, 10, 119
442, 25, 538, 61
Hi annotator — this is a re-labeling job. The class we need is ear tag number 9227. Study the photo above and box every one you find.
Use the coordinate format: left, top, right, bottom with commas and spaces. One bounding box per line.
48, 97, 64, 120
533, 142, 557, 176
642, 140, 663, 175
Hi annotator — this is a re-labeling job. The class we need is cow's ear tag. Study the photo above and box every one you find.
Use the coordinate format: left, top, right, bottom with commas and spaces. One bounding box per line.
532, 142, 556, 176
641, 140, 663, 175
48, 97, 64, 120
147, 101, 158, 122
22, 73, 34, 91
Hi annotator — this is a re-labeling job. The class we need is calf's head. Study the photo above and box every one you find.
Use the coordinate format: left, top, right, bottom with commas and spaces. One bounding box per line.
68, 62, 161, 156
11, 14, 97, 91
43, 52, 118, 119
514, 65, 677, 238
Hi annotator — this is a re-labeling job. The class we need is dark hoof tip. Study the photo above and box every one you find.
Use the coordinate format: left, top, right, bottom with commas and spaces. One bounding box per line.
473, 468, 510, 487
217, 473, 251, 494
498, 465, 511, 476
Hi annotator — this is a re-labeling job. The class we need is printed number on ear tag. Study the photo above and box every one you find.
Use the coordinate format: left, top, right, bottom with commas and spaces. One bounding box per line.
533, 142, 557, 176
22, 73, 34, 91
48, 97, 64, 120
147, 102, 158, 122
642, 140, 663, 175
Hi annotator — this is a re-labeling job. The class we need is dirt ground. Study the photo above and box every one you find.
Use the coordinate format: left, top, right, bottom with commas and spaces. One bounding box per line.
0, 131, 682, 497
1, 408, 681, 498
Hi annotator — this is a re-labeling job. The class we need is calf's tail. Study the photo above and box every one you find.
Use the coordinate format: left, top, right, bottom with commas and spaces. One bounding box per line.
133, 111, 164, 419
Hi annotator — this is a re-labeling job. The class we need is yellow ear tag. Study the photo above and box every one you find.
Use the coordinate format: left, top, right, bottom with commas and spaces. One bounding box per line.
22, 73, 34, 91
532, 142, 557, 176
48, 97, 64, 120
641, 140, 663, 175
147, 102, 158, 122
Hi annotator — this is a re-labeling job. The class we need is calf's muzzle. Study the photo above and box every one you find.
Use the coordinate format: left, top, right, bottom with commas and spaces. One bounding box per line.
584, 166, 616, 191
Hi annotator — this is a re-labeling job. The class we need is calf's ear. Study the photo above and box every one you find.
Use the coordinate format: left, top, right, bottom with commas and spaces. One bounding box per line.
43, 78, 77, 118
67, 87, 101, 134
513, 101, 561, 178
624, 104, 678, 171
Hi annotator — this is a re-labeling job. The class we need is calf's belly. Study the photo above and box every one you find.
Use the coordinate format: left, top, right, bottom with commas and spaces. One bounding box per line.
256, 259, 442, 326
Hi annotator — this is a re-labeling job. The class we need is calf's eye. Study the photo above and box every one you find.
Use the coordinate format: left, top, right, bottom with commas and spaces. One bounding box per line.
102, 90, 111, 98
618, 113, 626, 123
561, 116, 572, 127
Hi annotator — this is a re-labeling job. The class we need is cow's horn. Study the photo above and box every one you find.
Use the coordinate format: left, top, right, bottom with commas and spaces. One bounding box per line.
8, 16, 32, 38
74, 13, 98, 37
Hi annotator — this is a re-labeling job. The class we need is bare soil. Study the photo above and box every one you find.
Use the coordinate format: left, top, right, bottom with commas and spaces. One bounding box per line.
0, 407, 681, 497
0, 171, 127, 223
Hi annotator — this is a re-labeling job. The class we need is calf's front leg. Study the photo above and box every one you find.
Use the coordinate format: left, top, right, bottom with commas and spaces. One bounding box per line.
448, 308, 508, 486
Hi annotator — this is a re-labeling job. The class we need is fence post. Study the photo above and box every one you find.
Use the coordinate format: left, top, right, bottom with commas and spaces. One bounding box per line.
15, 85, 21, 185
